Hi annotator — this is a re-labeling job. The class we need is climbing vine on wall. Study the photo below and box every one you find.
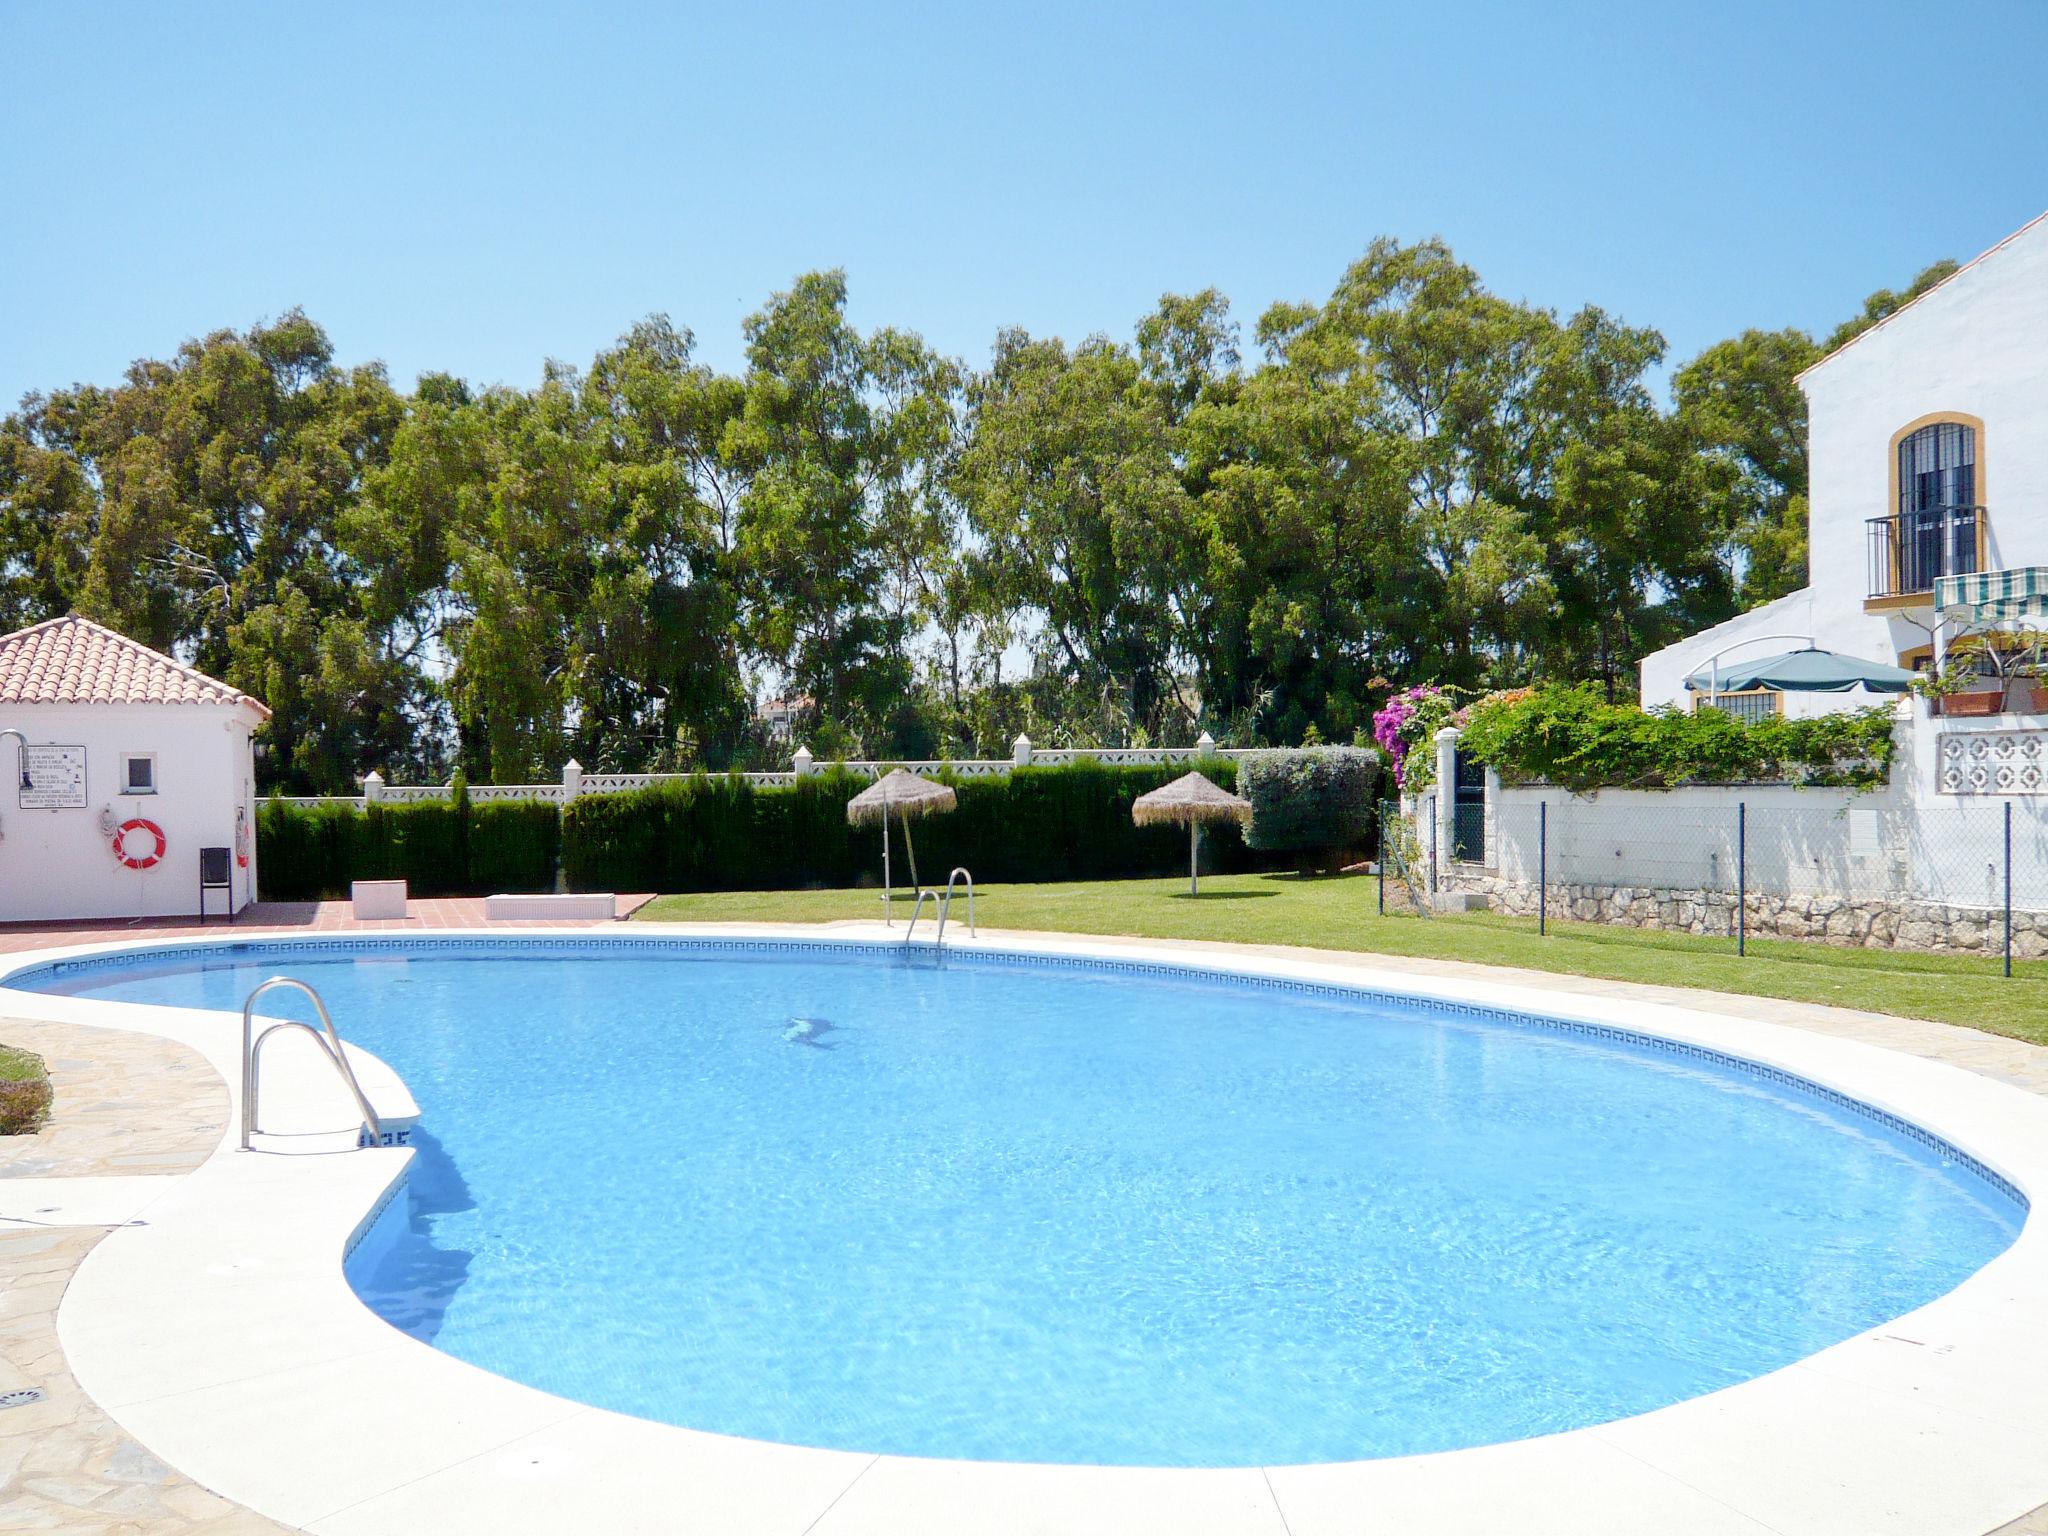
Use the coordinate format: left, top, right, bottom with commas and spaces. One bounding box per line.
1454, 685, 1897, 792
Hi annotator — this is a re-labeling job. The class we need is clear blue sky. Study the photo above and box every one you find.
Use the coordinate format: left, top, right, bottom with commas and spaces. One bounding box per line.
3, 1, 2045, 411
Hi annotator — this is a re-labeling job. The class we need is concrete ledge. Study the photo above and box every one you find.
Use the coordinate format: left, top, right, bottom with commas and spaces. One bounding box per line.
483, 892, 615, 921
350, 880, 407, 920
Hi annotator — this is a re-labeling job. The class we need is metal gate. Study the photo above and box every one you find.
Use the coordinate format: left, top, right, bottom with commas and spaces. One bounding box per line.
1450, 750, 1486, 864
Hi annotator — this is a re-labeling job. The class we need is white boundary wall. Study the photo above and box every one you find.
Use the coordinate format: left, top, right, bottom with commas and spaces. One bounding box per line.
1415, 701, 2048, 950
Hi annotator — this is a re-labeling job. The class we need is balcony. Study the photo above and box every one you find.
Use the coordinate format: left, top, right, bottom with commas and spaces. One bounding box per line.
1866, 505, 1985, 602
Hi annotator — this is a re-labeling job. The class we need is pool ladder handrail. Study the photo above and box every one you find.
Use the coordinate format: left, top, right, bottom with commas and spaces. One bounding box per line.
903, 867, 975, 947
240, 976, 384, 1151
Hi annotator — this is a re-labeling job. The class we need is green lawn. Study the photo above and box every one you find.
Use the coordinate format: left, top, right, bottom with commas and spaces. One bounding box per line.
635, 872, 2048, 1047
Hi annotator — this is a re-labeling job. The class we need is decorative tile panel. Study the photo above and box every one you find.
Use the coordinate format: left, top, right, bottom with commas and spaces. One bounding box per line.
1940, 730, 2048, 794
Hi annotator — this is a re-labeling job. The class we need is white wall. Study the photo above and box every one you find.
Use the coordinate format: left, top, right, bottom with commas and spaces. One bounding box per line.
1807, 215, 2048, 660
1469, 775, 2048, 916
1429, 699, 2048, 916
0, 702, 260, 921
1641, 212, 2048, 713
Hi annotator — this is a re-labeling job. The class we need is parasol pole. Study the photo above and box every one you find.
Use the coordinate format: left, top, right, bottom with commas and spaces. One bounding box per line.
901, 803, 922, 891
882, 814, 891, 925
1189, 820, 1199, 897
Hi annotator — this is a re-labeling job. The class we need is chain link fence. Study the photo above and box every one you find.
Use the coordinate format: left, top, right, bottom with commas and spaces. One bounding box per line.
1388, 790, 2048, 973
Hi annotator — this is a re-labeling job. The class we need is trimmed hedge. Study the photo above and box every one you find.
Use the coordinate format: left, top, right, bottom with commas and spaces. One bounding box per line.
257, 760, 1291, 899
561, 760, 1269, 893
257, 795, 559, 899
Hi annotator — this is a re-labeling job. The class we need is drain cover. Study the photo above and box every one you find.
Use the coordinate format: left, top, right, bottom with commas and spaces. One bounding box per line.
0, 1389, 45, 1410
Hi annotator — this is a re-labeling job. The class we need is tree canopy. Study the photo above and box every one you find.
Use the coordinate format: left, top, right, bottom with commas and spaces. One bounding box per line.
0, 248, 1946, 790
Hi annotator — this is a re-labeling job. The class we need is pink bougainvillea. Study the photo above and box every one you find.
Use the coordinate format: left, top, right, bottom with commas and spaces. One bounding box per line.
1371, 684, 1447, 789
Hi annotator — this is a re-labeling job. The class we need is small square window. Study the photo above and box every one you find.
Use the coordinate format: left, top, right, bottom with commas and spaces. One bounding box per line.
121, 754, 157, 795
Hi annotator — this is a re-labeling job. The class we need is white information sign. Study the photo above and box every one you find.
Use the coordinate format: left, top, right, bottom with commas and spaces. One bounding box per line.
18, 744, 87, 810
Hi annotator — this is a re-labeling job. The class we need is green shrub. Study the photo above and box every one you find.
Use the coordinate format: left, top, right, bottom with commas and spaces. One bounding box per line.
1456, 684, 1897, 792
0, 1045, 51, 1136
1238, 747, 1381, 867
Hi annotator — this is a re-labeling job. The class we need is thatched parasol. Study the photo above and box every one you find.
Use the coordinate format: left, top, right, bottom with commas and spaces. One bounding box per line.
1132, 770, 1251, 896
846, 768, 958, 918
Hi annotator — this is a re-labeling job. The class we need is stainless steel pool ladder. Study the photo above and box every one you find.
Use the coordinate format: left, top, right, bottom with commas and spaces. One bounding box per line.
239, 976, 384, 1151
903, 867, 975, 947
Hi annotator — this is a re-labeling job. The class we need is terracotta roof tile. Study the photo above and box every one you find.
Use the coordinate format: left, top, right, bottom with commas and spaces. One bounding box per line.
0, 615, 271, 717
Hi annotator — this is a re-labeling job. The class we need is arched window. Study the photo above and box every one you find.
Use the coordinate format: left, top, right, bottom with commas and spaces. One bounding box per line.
1898, 420, 1976, 515
1878, 418, 1981, 596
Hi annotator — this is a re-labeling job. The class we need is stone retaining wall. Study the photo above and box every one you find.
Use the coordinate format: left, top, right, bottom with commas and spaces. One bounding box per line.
1438, 865, 2048, 958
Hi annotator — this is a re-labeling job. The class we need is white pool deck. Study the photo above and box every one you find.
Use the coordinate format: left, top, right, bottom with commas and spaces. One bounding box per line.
4, 923, 2048, 1536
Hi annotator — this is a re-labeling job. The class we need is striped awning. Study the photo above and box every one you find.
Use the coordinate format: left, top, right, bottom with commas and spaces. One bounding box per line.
1934, 567, 2048, 622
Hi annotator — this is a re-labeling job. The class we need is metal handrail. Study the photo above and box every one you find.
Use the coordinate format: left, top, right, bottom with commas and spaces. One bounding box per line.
936, 867, 975, 942
902, 888, 938, 947
240, 977, 384, 1151
1866, 504, 1985, 599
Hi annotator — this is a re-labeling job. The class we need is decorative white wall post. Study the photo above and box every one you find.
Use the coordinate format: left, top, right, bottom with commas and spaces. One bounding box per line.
561, 758, 583, 803
1013, 733, 1033, 767
1195, 730, 1217, 758
793, 744, 815, 778
1434, 727, 1460, 875
361, 770, 384, 806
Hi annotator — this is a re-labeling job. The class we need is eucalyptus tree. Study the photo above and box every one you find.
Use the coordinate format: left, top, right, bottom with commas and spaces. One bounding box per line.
953, 325, 1203, 743
1256, 239, 1556, 692
581, 317, 752, 768
1671, 328, 1817, 607
1180, 328, 1411, 745
0, 312, 428, 790
727, 271, 958, 750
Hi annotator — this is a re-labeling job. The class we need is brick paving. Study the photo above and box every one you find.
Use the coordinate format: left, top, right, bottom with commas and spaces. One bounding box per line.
0, 894, 657, 956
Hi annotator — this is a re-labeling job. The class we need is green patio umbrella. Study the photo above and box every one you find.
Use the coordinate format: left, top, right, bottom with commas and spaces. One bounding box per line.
1685, 646, 1918, 695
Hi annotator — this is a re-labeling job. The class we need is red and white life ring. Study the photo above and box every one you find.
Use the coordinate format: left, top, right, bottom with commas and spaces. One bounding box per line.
112, 818, 167, 870
234, 806, 251, 869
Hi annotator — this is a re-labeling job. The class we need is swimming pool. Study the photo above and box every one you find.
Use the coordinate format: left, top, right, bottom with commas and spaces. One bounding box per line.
18, 936, 2025, 1469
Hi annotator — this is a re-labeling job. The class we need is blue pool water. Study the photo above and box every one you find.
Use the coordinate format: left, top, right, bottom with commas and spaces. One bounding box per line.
16, 939, 2024, 1466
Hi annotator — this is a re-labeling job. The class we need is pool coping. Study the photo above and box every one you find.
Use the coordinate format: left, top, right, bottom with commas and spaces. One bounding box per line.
6, 923, 2048, 1536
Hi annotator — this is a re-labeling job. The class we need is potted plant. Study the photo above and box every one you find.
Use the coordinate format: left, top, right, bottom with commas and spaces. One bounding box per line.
1945, 690, 2003, 717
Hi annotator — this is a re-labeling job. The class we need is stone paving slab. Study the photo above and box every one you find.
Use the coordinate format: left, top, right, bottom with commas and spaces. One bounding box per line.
0, 1018, 226, 1179
0, 1228, 297, 1533
0, 1019, 296, 1532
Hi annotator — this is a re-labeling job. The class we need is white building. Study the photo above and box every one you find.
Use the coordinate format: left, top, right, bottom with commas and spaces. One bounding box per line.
757, 694, 813, 742
1642, 209, 2048, 718
0, 614, 268, 922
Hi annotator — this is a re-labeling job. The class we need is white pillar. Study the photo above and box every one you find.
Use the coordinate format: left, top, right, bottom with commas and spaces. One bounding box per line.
562, 758, 583, 802
1434, 727, 1460, 873
1483, 765, 1501, 872
1013, 733, 1033, 767
1195, 730, 1217, 758
361, 770, 384, 806
793, 744, 815, 777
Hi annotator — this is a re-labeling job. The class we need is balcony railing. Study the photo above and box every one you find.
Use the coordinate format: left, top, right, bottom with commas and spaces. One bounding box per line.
1867, 505, 1985, 599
